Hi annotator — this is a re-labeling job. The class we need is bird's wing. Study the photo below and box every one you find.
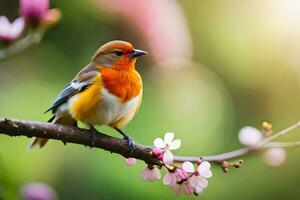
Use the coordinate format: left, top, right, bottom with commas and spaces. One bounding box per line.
45, 63, 100, 113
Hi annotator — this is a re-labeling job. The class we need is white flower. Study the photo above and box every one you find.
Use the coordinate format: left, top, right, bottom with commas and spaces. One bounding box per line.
141, 165, 161, 181
238, 126, 263, 147
154, 132, 181, 165
263, 147, 286, 167
0, 16, 25, 42
182, 161, 212, 195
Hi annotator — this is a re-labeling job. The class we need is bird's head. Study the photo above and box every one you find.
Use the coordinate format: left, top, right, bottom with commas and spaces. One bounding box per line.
91, 40, 147, 70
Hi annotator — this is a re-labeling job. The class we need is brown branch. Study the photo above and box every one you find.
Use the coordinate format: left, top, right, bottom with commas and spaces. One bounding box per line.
0, 118, 159, 165
0, 118, 299, 171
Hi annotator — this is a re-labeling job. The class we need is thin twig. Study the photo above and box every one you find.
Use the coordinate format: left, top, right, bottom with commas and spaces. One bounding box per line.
174, 120, 300, 163
0, 31, 43, 62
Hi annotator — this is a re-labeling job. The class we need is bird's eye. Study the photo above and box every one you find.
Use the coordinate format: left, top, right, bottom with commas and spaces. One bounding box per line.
115, 51, 123, 56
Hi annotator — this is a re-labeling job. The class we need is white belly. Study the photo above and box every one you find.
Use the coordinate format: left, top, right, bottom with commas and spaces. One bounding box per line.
88, 88, 141, 126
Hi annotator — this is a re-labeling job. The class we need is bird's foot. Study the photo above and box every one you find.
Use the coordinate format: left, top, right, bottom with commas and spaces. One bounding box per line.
123, 134, 134, 155
114, 128, 135, 154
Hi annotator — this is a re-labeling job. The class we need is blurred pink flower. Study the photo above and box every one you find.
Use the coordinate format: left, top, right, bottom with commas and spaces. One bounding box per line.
0, 16, 24, 42
141, 165, 161, 181
96, 0, 193, 65
263, 147, 286, 167
238, 126, 263, 147
123, 157, 137, 166
20, 0, 49, 22
20, 182, 57, 200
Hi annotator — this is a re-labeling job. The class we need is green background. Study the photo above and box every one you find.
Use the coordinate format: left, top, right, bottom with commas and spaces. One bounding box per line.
1, 0, 300, 199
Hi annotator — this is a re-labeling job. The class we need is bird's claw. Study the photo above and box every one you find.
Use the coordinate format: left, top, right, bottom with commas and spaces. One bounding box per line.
123, 135, 134, 155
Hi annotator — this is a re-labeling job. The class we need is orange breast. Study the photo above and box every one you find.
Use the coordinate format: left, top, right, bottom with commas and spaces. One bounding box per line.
101, 68, 142, 103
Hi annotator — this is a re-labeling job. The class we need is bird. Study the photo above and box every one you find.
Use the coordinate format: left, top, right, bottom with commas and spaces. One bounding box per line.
28, 40, 147, 151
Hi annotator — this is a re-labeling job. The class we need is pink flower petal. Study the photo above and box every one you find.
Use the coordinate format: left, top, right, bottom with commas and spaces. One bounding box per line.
198, 177, 208, 188
164, 132, 174, 144
198, 161, 211, 171
175, 168, 189, 180
189, 175, 198, 188
123, 157, 136, 166
141, 168, 149, 180
150, 167, 161, 180
169, 139, 181, 150
182, 161, 195, 173
194, 185, 203, 194
153, 138, 165, 148
163, 173, 172, 185
200, 170, 212, 178
163, 150, 174, 165
0, 16, 10, 32
10, 17, 25, 36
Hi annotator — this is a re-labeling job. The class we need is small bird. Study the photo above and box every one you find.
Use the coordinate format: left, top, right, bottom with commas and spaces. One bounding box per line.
29, 40, 147, 150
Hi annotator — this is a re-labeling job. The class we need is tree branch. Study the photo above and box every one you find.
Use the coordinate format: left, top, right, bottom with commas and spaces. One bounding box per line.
0, 118, 299, 170
0, 31, 43, 62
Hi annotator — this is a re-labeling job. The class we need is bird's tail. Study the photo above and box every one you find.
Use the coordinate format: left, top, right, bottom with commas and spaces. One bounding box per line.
27, 115, 75, 150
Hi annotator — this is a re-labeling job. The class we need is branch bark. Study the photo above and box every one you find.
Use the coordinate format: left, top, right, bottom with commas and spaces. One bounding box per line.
0, 118, 158, 165
0, 118, 299, 169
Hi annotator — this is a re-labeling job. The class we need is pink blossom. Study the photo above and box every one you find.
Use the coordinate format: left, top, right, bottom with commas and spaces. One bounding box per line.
162, 149, 174, 165
20, 182, 57, 200
182, 161, 212, 195
141, 165, 161, 181
20, 0, 49, 22
154, 132, 181, 165
263, 147, 286, 167
238, 126, 263, 147
123, 157, 136, 166
152, 147, 163, 160
163, 168, 189, 187
0, 16, 24, 42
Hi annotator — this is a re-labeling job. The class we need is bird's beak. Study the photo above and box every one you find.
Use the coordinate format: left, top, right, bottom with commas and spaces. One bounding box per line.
129, 49, 148, 58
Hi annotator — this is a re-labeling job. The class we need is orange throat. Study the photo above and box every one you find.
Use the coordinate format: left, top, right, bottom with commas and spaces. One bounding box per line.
100, 67, 142, 103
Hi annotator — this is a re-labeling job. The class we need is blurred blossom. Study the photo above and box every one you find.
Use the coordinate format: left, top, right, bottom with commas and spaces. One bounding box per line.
20, 182, 57, 200
0, 16, 25, 42
238, 126, 263, 147
96, 0, 193, 65
20, 0, 49, 21
40, 8, 61, 27
141, 165, 161, 181
20, 0, 60, 27
123, 157, 136, 166
263, 147, 286, 167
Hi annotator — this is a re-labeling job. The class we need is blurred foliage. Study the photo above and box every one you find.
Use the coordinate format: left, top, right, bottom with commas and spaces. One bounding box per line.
0, 0, 300, 199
